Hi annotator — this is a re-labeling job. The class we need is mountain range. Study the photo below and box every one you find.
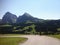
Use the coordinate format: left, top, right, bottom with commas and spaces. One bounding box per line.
1, 12, 44, 24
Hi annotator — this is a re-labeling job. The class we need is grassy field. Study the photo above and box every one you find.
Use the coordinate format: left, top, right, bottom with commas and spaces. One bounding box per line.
0, 34, 27, 36
49, 34, 60, 39
0, 37, 27, 45
0, 34, 21, 36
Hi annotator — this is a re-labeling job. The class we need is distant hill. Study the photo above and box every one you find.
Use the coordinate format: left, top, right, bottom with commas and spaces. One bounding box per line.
1, 12, 60, 24
2, 12, 17, 24
17, 12, 44, 23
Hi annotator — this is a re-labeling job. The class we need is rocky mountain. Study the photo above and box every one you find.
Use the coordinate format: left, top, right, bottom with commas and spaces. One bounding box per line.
17, 13, 44, 23
1, 12, 44, 24
2, 12, 17, 24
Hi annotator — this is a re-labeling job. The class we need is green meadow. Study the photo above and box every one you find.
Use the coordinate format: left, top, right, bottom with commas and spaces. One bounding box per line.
0, 37, 27, 45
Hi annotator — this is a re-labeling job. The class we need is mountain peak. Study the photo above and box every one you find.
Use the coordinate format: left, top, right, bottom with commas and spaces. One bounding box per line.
5, 12, 14, 16
23, 12, 32, 17
6, 12, 11, 14
2, 12, 17, 23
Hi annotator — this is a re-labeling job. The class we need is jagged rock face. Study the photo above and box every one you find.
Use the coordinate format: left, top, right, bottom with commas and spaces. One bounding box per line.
1, 12, 44, 24
17, 13, 44, 23
2, 12, 17, 24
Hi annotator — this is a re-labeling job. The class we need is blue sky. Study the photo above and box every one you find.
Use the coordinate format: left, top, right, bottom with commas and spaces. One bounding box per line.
0, 0, 60, 19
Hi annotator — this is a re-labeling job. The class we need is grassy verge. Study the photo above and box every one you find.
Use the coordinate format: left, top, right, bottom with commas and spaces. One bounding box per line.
0, 34, 25, 36
0, 37, 27, 45
49, 34, 60, 39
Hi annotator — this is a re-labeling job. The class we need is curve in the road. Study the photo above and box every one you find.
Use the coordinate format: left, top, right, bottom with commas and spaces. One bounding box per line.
0, 35, 60, 45
19, 35, 60, 45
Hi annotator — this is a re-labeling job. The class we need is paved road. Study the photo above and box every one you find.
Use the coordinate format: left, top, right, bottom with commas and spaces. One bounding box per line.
0, 35, 60, 45
19, 35, 60, 45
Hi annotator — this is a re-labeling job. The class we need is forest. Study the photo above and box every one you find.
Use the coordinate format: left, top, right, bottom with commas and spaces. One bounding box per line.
0, 20, 60, 35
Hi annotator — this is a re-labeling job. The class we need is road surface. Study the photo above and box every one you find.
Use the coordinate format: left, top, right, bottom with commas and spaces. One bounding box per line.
0, 35, 60, 45
19, 35, 60, 45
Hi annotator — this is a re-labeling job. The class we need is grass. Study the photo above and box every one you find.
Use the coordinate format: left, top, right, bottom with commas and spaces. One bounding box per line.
0, 37, 27, 45
0, 34, 25, 36
49, 34, 60, 39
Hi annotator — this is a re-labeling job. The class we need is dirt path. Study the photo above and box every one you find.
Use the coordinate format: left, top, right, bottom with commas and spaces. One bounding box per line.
0, 35, 60, 45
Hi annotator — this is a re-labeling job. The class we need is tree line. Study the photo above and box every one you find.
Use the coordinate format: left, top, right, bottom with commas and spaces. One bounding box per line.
0, 20, 60, 35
